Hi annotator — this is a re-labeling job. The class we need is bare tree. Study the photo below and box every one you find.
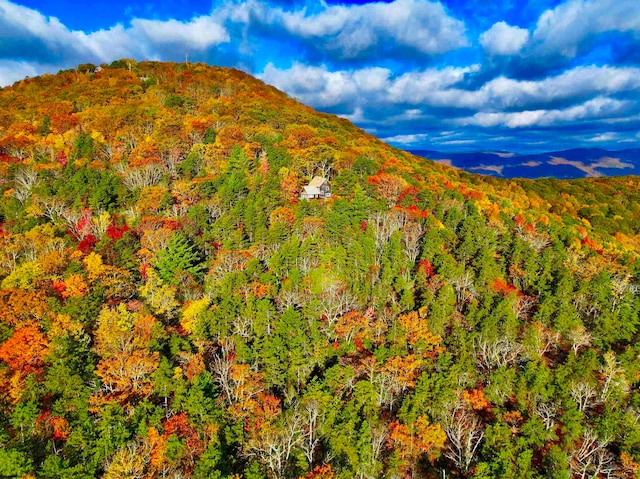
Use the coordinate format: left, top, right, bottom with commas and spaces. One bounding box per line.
533, 400, 558, 431
246, 411, 303, 478
402, 221, 424, 264
122, 164, 165, 190
38, 197, 68, 223
210, 340, 235, 404
299, 398, 326, 465
368, 210, 409, 264
570, 382, 599, 412
568, 325, 592, 355
317, 280, 359, 327
569, 430, 618, 479
442, 404, 484, 473
13, 168, 39, 204
474, 335, 523, 374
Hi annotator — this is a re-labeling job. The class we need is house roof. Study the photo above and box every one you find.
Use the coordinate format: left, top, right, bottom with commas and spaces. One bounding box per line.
308, 176, 327, 188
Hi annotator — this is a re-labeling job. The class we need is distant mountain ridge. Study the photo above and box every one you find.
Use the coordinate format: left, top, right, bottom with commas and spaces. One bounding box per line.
411, 148, 640, 179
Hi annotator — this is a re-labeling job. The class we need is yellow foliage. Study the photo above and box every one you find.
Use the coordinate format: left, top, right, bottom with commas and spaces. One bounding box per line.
139, 269, 179, 317
47, 313, 85, 340
181, 297, 211, 334
84, 252, 106, 279
1, 261, 44, 290
92, 210, 111, 239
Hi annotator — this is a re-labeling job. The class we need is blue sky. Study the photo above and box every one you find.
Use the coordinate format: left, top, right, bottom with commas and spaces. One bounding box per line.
1, 0, 639, 152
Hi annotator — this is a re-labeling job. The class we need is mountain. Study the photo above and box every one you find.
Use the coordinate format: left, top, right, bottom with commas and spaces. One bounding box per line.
0, 60, 640, 478
411, 148, 640, 179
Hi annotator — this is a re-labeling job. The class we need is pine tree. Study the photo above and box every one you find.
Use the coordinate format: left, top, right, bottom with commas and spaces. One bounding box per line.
154, 233, 204, 284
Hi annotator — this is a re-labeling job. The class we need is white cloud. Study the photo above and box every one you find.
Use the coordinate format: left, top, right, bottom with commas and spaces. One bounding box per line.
0, 60, 45, 86
381, 133, 431, 146
0, 0, 230, 72
477, 65, 640, 110
259, 62, 480, 110
532, 0, 640, 58
480, 21, 529, 55
460, 97, 632, 128
250, 0, 468, 58
261, 62, 640, 122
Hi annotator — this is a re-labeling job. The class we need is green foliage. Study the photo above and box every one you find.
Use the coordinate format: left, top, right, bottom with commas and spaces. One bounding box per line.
154, 232, 204, 285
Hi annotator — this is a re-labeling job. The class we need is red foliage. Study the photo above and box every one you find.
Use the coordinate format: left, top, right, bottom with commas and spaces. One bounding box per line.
0, 152, 19, 163
51, 280, 67, 298
106, 223, 130, 241
78, 234, 97, 253
52, 416, 70, 441
398, 186, 420, 203
400, 204, 429, 219
163, 219, 180, 231
55, 151, 68, 166
418, 260, 435, 277
140, 263, 150, 281
360, 220, 367, 232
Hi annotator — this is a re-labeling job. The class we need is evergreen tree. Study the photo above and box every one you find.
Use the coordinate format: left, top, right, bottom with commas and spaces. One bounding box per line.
154, 233, 204, 284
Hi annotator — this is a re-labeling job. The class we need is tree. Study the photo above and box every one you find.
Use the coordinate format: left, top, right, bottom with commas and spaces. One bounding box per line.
389, 416, 446, 477
154, 232, 203, 285
92, 304, 161, 404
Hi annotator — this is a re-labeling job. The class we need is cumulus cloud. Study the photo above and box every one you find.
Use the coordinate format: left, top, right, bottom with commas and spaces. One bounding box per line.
460, 97, 633, 128
262, 62, 640, 114
0, 0, 229, 72
268, 0, 468, 59
531, 0, 640, 58
476, 65, 640, 110
480, 21, 529, 55
260, 62, 481, 110
0, 60, 47, 86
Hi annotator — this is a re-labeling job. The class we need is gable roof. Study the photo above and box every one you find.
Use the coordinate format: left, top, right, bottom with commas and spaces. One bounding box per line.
308, 176, 327, 188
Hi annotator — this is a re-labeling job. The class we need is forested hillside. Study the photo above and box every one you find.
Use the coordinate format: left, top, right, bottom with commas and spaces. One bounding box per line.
1, 60, 640, 479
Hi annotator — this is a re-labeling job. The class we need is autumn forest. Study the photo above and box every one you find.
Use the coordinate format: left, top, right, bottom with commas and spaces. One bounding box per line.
0, 60, 640, 479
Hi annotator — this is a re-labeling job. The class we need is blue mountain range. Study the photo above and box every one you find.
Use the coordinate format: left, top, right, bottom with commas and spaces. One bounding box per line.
410, 148, 640, 179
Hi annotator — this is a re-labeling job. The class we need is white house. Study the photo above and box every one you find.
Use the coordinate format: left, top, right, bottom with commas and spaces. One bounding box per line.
300, 176, 331, 200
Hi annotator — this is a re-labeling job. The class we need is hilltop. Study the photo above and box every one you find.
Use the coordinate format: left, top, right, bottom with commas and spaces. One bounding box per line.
0, 60, 640, 478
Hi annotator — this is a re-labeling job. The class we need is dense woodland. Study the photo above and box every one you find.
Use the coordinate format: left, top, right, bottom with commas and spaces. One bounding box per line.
0, 60, 640, 479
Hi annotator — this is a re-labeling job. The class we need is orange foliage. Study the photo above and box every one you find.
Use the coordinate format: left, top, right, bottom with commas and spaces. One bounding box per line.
51, 416, 71, 441
462, 388, 490, 410
280, 173, 300, 203
269, 207, 296, 227
397, 311, 444, 356
389, 416, 446, 465
0, 325, 49, 376
367, 173, 408, 205
383, 355, 422, 389
0, 288, 50, 326
301, 465, 335, 479
55, 274, 87, 299
491, 278, 519, 296
620, 451, 640, 479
